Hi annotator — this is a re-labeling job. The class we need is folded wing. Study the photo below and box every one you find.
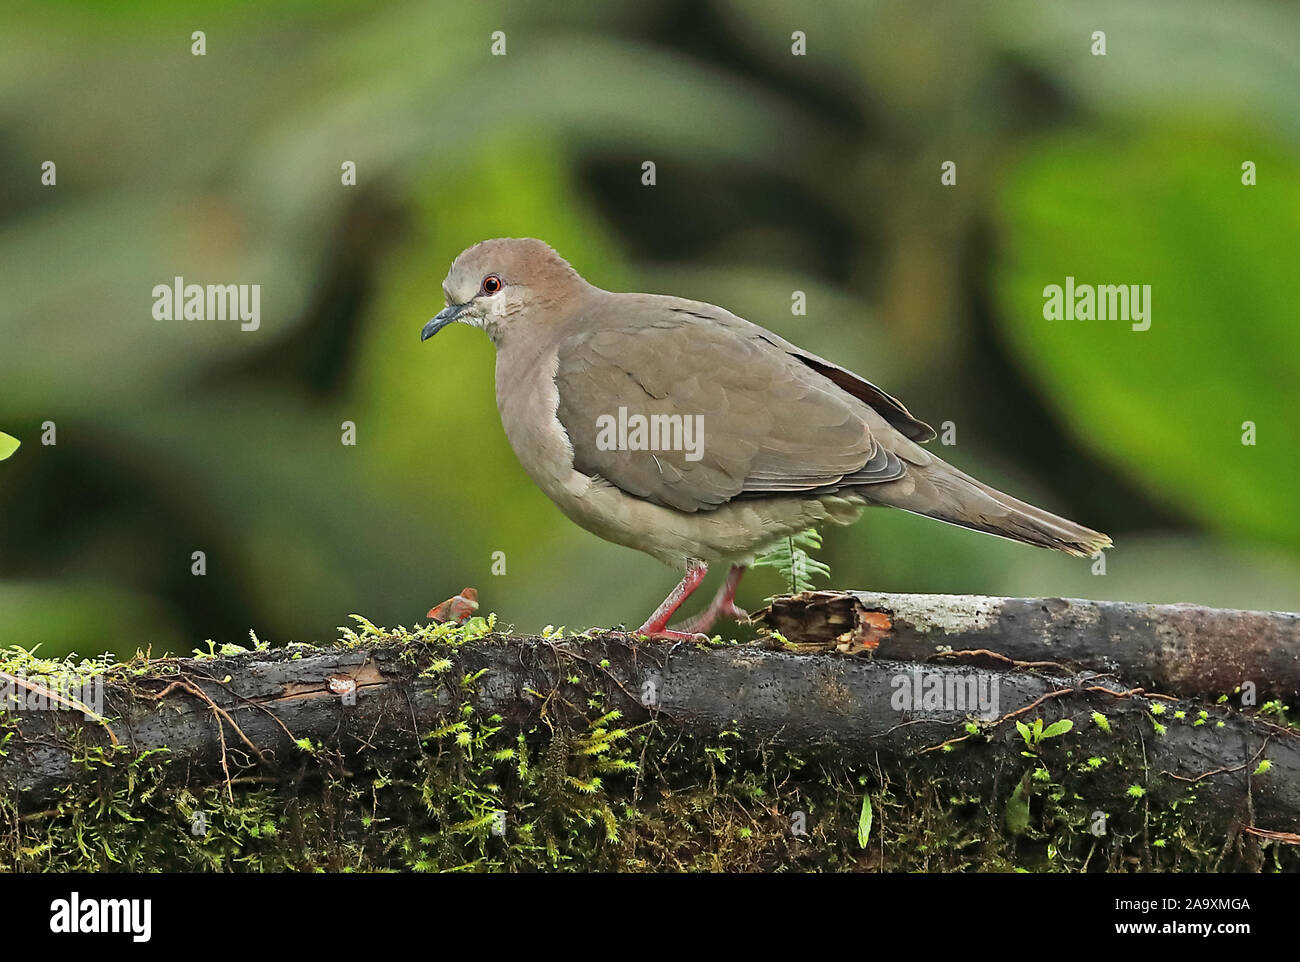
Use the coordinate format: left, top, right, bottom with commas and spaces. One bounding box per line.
553, 308, 910, 512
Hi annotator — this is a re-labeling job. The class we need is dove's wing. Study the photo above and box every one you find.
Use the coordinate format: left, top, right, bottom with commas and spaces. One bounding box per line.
553, 301, 910, 513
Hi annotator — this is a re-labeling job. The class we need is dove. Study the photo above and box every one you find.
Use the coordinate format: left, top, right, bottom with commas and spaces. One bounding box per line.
421, 239, 1110, 640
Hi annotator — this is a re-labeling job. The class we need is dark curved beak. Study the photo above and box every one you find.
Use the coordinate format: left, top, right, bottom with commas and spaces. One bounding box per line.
421, 303, 465, 341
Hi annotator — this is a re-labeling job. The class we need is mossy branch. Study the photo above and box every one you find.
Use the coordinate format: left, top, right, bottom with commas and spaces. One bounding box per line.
2, 595, 1299, 871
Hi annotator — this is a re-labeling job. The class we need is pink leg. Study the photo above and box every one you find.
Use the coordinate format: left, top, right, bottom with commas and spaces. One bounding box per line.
634, 561, 709, 641
671, 565, 749, 635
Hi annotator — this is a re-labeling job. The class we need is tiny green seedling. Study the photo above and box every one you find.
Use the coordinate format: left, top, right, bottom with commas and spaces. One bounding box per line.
1015, 717, 1073, 753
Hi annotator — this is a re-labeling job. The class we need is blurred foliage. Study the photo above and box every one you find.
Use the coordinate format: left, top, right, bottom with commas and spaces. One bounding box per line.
997, 126, 1300, 555
1, 0, 1297, 659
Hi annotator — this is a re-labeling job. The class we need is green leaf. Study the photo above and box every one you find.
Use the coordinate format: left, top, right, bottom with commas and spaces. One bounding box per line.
0, 432, 18, 461
1005, 776, 1031, 836
857, 794, 873, 849
1015, 719, 1032, 747
1040, 719, 1074, 740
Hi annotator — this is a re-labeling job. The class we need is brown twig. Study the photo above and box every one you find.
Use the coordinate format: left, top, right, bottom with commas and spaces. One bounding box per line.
0, 669, 119, 745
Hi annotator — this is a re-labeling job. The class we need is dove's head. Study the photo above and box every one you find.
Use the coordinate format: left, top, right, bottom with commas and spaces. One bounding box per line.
421, 238, 585, 345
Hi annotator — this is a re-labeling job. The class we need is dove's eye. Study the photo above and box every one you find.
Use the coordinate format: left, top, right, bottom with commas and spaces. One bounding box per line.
480, 274, 503, 296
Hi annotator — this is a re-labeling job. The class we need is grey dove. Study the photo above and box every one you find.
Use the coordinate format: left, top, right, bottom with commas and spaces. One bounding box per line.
421, 238, 1111, 640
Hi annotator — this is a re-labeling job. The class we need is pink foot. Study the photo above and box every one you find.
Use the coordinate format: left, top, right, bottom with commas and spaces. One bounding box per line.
632, 562, 709, 641
669, 565, 749, 635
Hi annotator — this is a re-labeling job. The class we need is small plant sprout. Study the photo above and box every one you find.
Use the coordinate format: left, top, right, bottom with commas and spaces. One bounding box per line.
752, 528, 831, 596
1015, 717, 1073, 753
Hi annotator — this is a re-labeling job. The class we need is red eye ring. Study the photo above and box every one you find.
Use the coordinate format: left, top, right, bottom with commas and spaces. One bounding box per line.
481, 274, 503, 296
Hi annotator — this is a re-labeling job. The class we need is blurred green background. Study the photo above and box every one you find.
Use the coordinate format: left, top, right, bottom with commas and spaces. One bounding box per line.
2, 0, 1298, 659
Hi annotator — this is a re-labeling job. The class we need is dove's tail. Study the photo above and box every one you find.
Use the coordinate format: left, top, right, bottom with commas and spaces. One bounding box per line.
866, 458, 1112, 558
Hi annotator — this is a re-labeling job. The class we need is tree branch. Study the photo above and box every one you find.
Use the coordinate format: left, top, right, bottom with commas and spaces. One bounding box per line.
4, 598, 1300, 839
756, 590, 1300, 701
